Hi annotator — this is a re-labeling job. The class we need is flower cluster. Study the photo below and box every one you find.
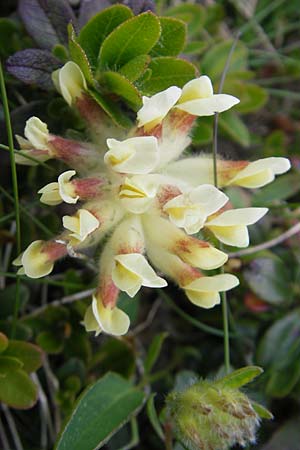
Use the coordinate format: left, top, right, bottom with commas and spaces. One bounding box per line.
14, 61, 290, 336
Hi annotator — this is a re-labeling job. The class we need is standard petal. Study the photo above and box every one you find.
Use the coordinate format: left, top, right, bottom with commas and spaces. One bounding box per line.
179, 76, 214, 103
207, 208, 268, 226
58, 61, 87, 106
112, 253, 167, 297
228, 157, 291, 188
184, 273, 240, 292
137, 86, 182, 128
58, 170, 79, 204
105, 136, 159, 174
24, 117, 49, 150
176, 94, 240, 116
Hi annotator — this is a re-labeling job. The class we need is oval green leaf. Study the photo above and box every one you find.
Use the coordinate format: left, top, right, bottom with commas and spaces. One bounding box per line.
0, 369, 38, 409
101, 71, 142, 109
150, 17, 186, 57
140, 56, 197, 95
55, 372, 145, 450
119, 54, 150, 82
79, 5, 133, 68
68, 24, 94, 85
4, 340, 43, 373
99, 12, 161, 70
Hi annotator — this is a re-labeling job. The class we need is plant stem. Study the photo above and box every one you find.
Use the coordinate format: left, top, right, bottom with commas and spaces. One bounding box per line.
212, 33, 241, 374
0, 60, 21, 339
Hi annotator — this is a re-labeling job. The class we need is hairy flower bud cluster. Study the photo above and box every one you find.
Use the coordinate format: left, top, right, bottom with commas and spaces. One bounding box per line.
14, 61, 290, 336
167, 378, 260, 450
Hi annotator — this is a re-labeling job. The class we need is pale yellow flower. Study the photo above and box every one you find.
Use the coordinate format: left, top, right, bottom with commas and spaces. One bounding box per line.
176, 76, 240, 116
183, 274, 240, 308
91, 295, 130, 336
63, 209, 100, 243
52, 61, 87, 106
38, 170, 78, 206
112, 253, 167, 297
206, 208, 268, 247
137, 86, 181, 129
105, 136, 159, 174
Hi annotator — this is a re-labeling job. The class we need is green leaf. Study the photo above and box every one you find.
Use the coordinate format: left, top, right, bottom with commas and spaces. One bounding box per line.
79, 5, 133, 68
252, 173, 300, 206
55, 372, 145, 450
219, 111, 250, 147
216, 366, 263, 389
146, 394, 164, 440
89, 338, 135, 378
266, 358, 300, 397
251, 401, 273, 420
144, 332, 168, 374
151, 17, 186, 57
0, 355, 23, 373
257, 309, 300, 368
0, 283, 29, 319
3, 340, 43, 373
101, 71, 142, 109
99, 12, 161, 70
37, 331, 64, 354
244, 256, 292, 305
119, 55, 150, 82
0, 369, 38, 409
184, 41, 208, 56
88, 89, 132, 128
225, 81, 268, 114
140, 57, 197, 95
0, 332, 8, 353
68, 24, 94, 85
164, 4, 206, 36
202, 40, 248, 81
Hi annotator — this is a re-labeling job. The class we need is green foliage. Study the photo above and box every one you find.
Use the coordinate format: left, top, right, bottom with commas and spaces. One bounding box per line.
0, 334, 42, 408
55, 372, 145, 450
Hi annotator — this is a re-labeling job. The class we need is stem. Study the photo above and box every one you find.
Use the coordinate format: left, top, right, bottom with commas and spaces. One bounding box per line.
212, 34, 241, 374
0, 60, 21, 339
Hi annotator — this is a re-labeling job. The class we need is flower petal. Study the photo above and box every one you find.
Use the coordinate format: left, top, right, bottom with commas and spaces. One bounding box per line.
228, 157, 291, 188
112, 253, 167, 297
57, 61, 87, 106
58, 170, 79, 204
184, 274, 239, 307
63, 209, 99, 242
105, 136, 159, 174
38, 182, 61, 205
137, 86, 182, 129
178, 76, 214, 103
176, 94, 240, 116
208, 224, 250, 247
119, 175, 158, 213
21, 240, 54, 278
92, 295, 130, 336
24, 117, 49, 150
83, 305, 101, 335
207, 208, 268, 226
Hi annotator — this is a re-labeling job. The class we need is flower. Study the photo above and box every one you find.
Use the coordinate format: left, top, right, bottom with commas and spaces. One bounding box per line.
137, 86, 181, 129
105, 136, 159, 174
52, 61, 87, 106
15, 65, 291, 335
163, 184, 228, 234
176, 75, 240, 116
38, 170, 79, 205
13, 240, 67, 278
183, 274, 240, 308
205, 208, 268, 247
82, 295, 130, 336
62, 209, 100, 244
112, 253, 167, 297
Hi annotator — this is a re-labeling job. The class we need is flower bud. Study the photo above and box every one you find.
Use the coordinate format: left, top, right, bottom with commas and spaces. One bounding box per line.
167, 378, 260, 450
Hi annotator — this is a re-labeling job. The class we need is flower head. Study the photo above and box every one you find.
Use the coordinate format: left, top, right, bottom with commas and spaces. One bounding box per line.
15, 66, 290, 335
